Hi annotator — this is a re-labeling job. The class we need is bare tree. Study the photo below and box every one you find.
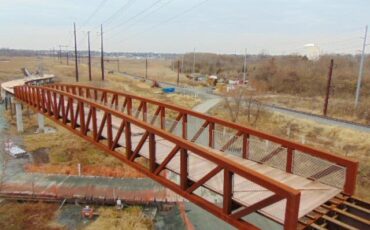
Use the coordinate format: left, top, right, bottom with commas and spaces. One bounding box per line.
224, 87, 263, 126
224, 87, 246, 122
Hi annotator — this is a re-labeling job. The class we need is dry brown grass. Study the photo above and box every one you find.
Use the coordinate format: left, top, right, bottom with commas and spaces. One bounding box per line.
0, 56, 200, 108
257, 94, 370, 125
104, 58, 192, 85
4, 108, 143, 178
85, 206, 152, 230
179, 53, 370, 124
0, 201, 62, 230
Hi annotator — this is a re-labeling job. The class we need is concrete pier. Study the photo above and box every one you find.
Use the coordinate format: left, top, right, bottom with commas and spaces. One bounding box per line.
37, 113, 45, 132
15, 103, 23, 132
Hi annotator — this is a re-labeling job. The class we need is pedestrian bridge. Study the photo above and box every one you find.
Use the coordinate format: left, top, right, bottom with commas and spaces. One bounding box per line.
13, 84, 358, 230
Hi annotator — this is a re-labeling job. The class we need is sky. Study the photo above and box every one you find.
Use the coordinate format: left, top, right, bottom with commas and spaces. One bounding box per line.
0, 0, 369, 54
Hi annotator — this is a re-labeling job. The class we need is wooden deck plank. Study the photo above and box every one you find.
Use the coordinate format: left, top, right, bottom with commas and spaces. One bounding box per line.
73, 102, 343, 224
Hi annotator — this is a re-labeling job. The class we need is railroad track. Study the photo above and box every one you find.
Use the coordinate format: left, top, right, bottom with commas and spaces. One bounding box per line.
299, 193, 370, 229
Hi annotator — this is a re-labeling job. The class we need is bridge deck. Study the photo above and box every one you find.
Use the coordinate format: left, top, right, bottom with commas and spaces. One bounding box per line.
1, 75, 54, 95
92, 108, 341, 224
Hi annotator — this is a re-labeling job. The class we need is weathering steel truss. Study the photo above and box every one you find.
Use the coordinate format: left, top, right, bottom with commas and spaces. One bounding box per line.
14, 84, 358, 230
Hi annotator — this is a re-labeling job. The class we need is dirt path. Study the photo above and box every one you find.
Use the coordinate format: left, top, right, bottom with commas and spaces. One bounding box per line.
192, 98, 222, 113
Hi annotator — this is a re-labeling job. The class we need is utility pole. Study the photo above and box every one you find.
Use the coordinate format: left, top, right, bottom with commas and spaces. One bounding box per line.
52, 47, 56, 62
73, 22, 79, 82
88, 31, 92, 81
117, 58, 120, 72
58, 45, 62, 64
145, 58, 148, 80
181, 55, 184, 73
66, 51, 69, 65
323, 59, 334, 116
243, 48, 247, 83
177, 60, 180, 86
101, 24, 105, 81
192, 48, 196, 74
354, 25, 368, 109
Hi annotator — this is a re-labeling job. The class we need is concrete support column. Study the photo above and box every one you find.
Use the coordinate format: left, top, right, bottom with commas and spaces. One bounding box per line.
15, 103, 23, 133
37, 113, 45, 132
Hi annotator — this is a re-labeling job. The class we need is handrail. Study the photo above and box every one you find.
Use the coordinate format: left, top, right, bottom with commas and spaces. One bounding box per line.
14, 85, 301, 229
49, 83, 358, 195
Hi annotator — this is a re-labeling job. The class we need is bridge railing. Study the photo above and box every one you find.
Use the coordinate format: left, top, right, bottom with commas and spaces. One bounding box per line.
47, 84, 358, 196
15, 84, 303, 229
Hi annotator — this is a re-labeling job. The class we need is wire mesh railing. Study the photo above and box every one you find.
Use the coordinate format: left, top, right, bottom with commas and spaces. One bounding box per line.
44, 84, 358, 195
293, 150, 346, 189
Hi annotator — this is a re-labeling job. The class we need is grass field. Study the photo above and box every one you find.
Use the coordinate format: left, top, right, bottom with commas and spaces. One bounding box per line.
85, 206, 152, 230
0, 201, 61, 230
0, 201, 153, 230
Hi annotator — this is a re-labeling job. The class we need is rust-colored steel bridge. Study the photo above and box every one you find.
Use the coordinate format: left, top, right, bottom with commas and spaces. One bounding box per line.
13, 84, 359, 230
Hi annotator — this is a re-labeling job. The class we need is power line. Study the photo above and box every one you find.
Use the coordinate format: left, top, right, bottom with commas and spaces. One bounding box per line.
110, 0, 209, 44
82, 0, 109, 27
76, 0, 110, 50
105, 0, 162, 34
102, 0, 137, 26
106, 0, 175, 41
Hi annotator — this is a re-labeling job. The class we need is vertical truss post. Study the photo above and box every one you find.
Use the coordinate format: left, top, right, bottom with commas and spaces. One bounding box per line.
114, 94, 119, 109
125, 121, 132, 158
91, 107, 97, 140
127, 97, 132, 116
42, 88, 47, 113
182, 114, 187, 139
242, 133, 249, 159
160, 106, 165, 129
209, 122, 215, 148
344, 162, 359, 195
36, 88, 40, 111
149, 133, 156, 172
142, 101, 147, 122
223, 169, 234, 214
30, 87, 34, 107
53, 92, 58, 118
60, 95, 65, 121
107, 113, 113, 149
286, 148, 293, 173
284, 193, 300, 230
46, 90, 52, 115
79, 101, 85, 133
32, 87, 36, 102
180, 148, 189, 190
69, 97, 75, 128
94, 89, 98, 101
24, 87, 27, 103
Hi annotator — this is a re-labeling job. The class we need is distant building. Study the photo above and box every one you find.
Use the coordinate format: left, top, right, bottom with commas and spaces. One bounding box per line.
303, 43, 320, 61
